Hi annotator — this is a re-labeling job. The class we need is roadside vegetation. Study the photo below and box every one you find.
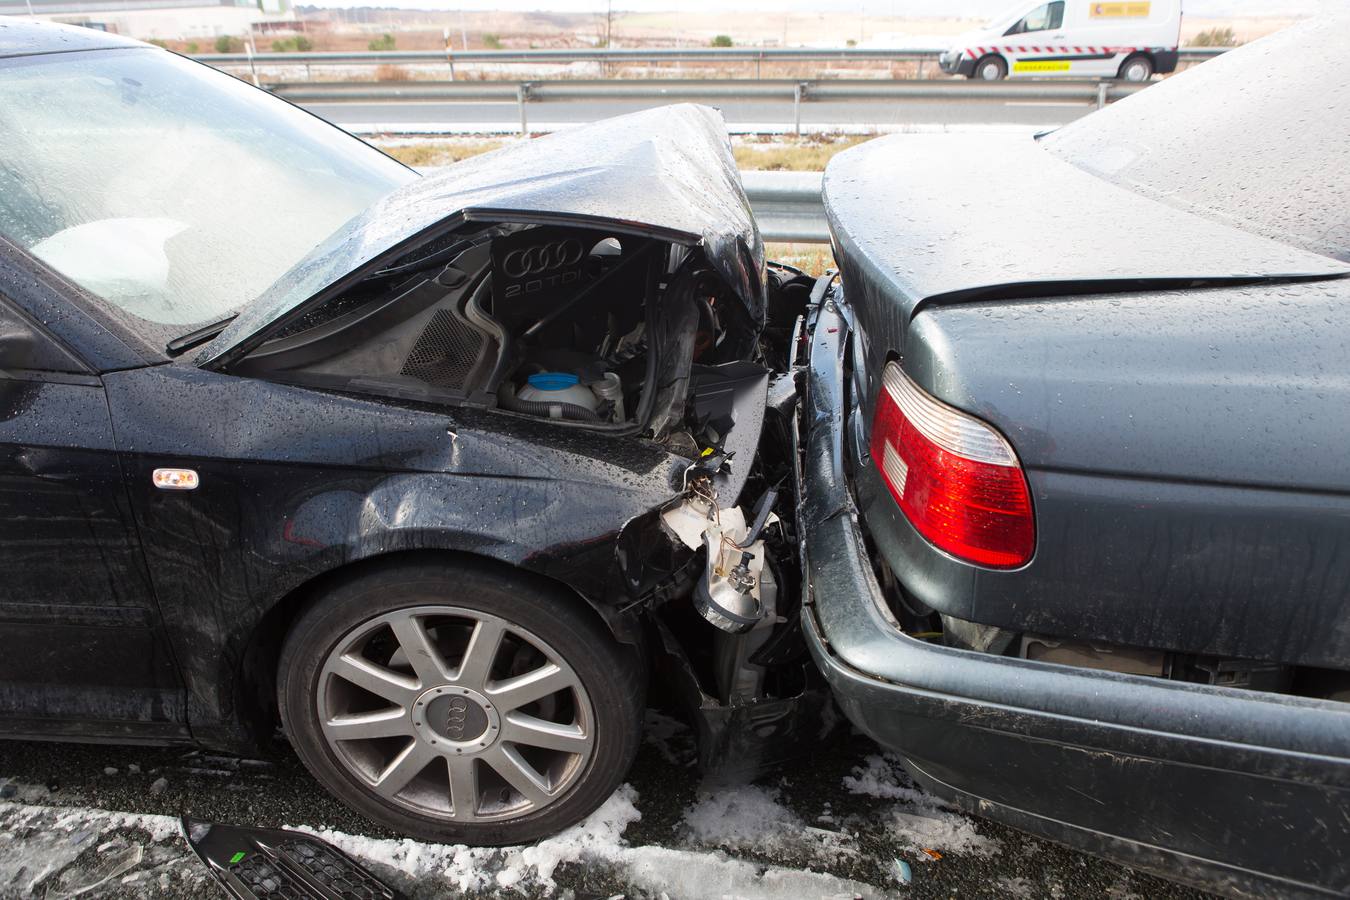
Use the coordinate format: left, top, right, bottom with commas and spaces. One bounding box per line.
378, 134, 875, 173
1190, 26, 1241, 47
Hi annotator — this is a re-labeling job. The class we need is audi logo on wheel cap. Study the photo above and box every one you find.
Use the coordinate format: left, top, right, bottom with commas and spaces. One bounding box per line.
501, 240, 585, 278
444, 696, 470, 738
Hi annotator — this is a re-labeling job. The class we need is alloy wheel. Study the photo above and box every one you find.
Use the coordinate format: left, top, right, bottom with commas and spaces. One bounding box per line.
316, 606, 595, 823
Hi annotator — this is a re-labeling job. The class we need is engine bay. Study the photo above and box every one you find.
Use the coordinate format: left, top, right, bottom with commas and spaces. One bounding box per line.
235, 221, 768, 449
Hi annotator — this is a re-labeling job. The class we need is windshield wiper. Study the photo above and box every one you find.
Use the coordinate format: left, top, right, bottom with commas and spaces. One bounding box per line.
166, 315, 237, 356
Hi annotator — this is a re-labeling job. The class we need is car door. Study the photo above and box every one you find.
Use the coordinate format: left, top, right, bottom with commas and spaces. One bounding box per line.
0, 294, 185, 740
1003, 1, 1069, 76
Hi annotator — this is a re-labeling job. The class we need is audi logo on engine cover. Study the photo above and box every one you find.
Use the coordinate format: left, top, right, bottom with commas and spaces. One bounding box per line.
501, 240, 585, 277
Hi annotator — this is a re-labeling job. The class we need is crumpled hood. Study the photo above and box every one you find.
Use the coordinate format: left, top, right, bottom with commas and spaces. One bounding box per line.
823, 132, 1349, 332
201, 104, 763, 367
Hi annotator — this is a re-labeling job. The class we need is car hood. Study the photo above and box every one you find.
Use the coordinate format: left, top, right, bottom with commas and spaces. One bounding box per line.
199, 104, 762, 368
823, 132, 1350, 339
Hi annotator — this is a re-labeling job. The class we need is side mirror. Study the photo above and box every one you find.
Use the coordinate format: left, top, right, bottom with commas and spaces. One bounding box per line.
0, 315, 40, 373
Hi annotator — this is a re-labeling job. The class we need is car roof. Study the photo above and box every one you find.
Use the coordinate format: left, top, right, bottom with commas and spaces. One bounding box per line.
0, 19, 143, 58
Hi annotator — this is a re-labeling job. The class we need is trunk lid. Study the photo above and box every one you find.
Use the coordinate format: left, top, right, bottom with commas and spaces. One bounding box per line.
823, 132, 1349, 358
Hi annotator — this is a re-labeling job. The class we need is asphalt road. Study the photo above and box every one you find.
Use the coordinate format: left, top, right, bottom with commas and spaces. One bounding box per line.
0, 718, 1215, 900
299, 96, 1094, 134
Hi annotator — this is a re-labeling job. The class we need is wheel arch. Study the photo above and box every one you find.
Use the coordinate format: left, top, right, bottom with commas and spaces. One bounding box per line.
1117, 50, 1155, 78
971, 52, 1008, 79
228, 547, 641, 752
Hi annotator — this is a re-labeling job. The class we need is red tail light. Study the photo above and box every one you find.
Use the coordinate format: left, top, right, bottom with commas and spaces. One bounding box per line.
869, 362, 1034, 569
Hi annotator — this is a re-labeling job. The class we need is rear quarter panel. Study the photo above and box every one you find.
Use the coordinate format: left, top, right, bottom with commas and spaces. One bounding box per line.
856, 279, 1350, 669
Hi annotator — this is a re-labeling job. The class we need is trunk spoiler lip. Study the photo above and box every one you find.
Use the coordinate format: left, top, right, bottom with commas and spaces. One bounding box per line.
823, 132, 1350, 326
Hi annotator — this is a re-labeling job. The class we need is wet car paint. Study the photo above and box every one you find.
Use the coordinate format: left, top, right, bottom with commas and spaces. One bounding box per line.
202, 104, 765, 369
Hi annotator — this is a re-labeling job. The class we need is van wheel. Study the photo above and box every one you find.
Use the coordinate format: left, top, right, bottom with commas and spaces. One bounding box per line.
1118, 54, 1154, 82
278, 559, 644, 846
972, 55, 1008, 80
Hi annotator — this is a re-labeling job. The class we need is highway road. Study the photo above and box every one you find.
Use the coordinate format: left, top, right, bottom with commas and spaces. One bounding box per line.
298, 95, 1097, 134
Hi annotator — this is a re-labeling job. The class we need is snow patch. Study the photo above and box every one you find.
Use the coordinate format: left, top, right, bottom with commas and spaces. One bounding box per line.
682, 783, 856, 865
0, 801, 181, 897
301, 784, 880, 899
842, 754, 1000, 859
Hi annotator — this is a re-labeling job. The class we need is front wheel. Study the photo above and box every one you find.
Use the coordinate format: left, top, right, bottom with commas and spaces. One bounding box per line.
278, 559, 644, 845
972, 54, 1008, 80
1118, 54, 1154, 82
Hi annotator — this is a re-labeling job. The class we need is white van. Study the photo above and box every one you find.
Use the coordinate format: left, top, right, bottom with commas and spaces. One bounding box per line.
938, 1, 1181, 81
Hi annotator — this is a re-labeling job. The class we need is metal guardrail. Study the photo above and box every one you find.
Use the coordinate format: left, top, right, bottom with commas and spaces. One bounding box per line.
741, 171, 827, 243
198, 45, 1228, 69
274, 78, 1148, 134
417, 166, 827, 243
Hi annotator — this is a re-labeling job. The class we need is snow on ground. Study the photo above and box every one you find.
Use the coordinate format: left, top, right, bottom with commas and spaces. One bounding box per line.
843, 754, 1002, 859
0, 796, 205, 898
302, 783, 881, 899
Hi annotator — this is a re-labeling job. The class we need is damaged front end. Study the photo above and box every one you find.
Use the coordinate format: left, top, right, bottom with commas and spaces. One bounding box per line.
200, 105, 832, 774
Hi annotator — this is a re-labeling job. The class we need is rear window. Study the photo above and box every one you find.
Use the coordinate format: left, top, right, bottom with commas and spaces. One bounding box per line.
1042, 16, 1350, 262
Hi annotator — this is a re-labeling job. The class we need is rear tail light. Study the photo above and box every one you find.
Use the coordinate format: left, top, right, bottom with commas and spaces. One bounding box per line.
869, 362, 1034, 569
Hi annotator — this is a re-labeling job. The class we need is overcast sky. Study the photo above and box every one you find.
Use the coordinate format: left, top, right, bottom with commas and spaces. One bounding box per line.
300, 0, 1339, 15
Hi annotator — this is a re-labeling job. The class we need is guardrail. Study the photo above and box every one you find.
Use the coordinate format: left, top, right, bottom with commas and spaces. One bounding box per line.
741, 171, 827, 243
274, 78, 1149, 134
197, 45, 1228, 75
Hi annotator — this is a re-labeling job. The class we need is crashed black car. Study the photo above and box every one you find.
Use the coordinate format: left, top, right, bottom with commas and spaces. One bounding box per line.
0, 23, 819, 846
801, 16, 1350, 900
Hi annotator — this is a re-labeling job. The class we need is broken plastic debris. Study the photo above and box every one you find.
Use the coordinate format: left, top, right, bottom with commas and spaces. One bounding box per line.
894, 859, 912, 884
921, 848, 943, 861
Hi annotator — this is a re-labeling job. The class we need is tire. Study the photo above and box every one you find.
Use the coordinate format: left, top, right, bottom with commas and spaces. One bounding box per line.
278, 558, 644, 845
1118, 54, 1154, 82
972, 54, 1007, 80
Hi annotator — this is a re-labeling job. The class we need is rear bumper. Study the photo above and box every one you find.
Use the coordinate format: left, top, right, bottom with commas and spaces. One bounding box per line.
1154, 48, 1180, 74
794, 287, 1350, 899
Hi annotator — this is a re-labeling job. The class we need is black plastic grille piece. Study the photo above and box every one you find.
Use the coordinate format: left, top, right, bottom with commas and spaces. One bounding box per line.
401, 309, 484, 388
229, 853, 310, 898
278, 839, 396, 900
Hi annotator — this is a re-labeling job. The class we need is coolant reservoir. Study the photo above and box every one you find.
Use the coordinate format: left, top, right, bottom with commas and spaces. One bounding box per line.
517, 372, 599, 411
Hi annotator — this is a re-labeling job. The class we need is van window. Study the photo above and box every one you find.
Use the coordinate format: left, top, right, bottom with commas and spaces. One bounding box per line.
1005, 2, 1064, 34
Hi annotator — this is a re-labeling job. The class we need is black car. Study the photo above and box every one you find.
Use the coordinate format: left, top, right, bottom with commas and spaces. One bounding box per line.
801, 15, 1350, 900
0, 21, 822, 847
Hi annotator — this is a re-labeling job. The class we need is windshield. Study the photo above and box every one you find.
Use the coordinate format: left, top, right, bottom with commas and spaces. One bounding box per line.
1042, 15, 1350, 263
0, 47, 414, 346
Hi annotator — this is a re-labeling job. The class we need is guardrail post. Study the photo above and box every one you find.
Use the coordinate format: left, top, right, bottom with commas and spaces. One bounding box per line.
916, 57, 925, 79
1096, 81, 1108, 110
244, 38, 259, 88
444, 28, 455, 81
517, 83, 530, 135
756, 51, 762, 80
793, 82, 804, 136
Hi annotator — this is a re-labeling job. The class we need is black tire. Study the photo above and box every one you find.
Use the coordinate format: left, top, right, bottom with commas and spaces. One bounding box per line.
1117, 53, 1154, 82
278, 557, 644, 845
972, 54, 1008, 80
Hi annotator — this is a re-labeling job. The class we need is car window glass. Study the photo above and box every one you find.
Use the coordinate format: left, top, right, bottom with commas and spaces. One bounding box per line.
1042, 16, 1350, 263
1006, 2, 1062, 34
0, 48, 415, 347
0, 299, 84, 374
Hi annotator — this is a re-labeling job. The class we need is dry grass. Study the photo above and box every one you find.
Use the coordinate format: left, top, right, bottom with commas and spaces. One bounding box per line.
767, 243, 832, 276
733, 135, 874, 171
378, 139, 509, 167
378, 135, 872, 173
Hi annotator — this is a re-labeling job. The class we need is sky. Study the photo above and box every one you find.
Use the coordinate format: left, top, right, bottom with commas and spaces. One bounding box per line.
299, 0, 1342, 15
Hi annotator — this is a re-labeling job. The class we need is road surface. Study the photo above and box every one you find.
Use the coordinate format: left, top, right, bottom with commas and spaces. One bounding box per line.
298, 95, 1095, 134
0, 721, 1214, 899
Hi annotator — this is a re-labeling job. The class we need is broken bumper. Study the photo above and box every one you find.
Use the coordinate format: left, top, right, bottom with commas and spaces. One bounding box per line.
795, 289, 1350, 899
